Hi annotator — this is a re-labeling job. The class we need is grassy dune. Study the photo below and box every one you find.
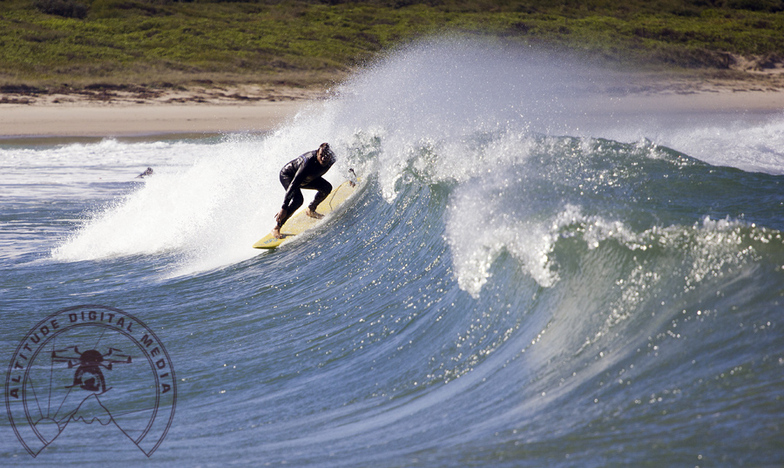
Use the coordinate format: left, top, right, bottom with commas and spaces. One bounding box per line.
1, 0, 783, 93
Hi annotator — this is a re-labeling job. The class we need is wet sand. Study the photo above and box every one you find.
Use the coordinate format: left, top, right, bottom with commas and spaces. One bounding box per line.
0, 101, 310, 138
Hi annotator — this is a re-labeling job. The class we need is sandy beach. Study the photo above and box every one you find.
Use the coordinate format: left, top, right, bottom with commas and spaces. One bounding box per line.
1, 80, 783, 140
0, 101, 311, 139
0, 85, 327, 140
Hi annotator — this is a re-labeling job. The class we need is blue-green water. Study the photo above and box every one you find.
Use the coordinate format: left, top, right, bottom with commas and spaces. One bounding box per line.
2, 40, 784, 466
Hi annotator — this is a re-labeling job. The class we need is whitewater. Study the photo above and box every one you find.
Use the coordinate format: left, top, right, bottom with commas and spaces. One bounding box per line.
2, 39, 783, 466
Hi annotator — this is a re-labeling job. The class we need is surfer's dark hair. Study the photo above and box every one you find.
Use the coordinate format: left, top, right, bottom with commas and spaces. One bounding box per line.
319, 142, 335, 164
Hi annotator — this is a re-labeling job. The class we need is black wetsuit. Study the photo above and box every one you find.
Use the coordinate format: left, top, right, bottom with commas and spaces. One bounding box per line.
277, 150, 334, 227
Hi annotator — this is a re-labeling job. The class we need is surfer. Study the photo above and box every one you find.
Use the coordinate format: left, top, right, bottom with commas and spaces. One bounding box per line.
136, 167, 153, 178
272, 142, 336, 239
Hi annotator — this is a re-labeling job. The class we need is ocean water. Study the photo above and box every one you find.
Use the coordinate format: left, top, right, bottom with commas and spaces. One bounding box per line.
2, 39, 783, 466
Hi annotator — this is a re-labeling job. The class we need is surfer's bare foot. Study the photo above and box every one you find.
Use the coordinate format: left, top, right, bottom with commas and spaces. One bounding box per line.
272, 226, 283, 239
306, 209, 324, 219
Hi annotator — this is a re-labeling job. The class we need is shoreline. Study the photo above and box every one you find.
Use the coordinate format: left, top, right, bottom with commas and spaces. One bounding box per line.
1, 82, 783, 141
0, 101, 312, 140
579, 88, 784, 117
0, 85, 328, 140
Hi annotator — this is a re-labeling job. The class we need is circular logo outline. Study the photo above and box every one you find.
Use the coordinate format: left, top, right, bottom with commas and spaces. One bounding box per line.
5, 305, 177, 458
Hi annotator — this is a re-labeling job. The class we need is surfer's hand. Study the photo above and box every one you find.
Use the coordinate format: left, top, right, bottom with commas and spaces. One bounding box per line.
275, 209, 287, 225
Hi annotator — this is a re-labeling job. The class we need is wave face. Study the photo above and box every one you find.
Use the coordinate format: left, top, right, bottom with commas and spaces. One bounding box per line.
3, 39, 784, 466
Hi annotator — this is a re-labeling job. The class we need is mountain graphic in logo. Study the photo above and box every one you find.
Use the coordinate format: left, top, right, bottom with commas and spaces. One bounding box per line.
34, 392, 140, 448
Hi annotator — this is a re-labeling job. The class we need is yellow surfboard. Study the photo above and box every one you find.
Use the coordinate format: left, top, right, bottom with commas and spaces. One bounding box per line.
253, 179, 359, 249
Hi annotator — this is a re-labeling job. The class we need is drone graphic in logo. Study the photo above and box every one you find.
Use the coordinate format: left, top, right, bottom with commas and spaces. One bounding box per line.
52, 346, 133, 393
5, 305, 176, 458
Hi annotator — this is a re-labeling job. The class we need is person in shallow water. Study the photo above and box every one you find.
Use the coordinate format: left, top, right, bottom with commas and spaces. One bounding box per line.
272, 142, 336, 239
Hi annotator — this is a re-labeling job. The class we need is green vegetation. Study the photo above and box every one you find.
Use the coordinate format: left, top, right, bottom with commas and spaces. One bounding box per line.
1, 0, 783, 91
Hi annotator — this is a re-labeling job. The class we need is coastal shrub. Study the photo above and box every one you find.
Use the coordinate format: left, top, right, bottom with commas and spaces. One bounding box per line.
33, 0, 89, 18
726, 0, 784, 12
2, 0, 783, 89
90, 0, 170, 18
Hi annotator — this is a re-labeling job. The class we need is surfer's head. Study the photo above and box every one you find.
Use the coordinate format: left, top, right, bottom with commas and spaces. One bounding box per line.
317, 143, 335, 166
